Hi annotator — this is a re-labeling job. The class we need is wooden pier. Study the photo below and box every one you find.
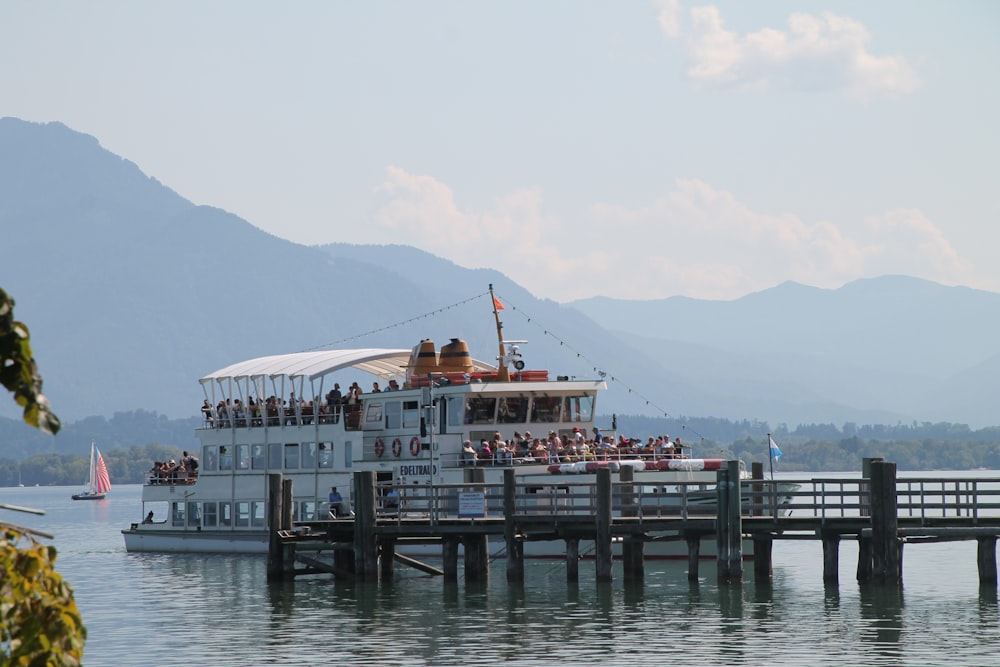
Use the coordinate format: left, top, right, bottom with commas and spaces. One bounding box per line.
267, 459, 1000, 587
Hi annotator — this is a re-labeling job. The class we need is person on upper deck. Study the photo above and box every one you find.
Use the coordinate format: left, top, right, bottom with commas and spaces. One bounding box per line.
326, 384, 342, 422
201, 399, 213, 425
461, 440, 478, 466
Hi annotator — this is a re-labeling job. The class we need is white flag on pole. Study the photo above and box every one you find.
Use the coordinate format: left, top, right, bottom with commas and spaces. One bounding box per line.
769, 435, 782, 461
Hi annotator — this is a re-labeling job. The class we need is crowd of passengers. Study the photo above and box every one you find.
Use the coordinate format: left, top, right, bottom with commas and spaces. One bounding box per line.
460, 428, 690, 465
200, 380, 398, 428
148, 451, 200, 484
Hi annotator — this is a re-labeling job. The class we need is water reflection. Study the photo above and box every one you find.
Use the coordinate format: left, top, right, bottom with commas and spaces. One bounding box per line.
858, 584, 904, 662
7, 484, 1000, 666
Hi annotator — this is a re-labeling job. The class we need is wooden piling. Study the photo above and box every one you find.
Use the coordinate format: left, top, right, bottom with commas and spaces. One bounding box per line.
281, 479, 293, 531
333, 547, 354, 578
595, 467, 613, 582
716, 460, 743, 583
870, 460, 901, 584
463, 535, 489, 582
566, 538, 580, 583
619, 464, 635, 516
503, 469, 523, 583
623, 538, 645, 581
266, 473, 284, 582
380, 539, 396, 579
686, 533, 701, 581
859, 457, 883, 518
978, 536, 998, 586
857, 535, 873, 582
822, 532, 840, 583
442, 537, 459, 582
751, 462, 773, 580
618, 465, 644, 580
280, 478, 295, 578
354, 470, 378, 581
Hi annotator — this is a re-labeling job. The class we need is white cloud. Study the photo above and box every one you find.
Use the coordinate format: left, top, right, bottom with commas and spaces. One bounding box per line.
662, 5, 920, 100
372, 168, 969, 301
652, 0, 682, 39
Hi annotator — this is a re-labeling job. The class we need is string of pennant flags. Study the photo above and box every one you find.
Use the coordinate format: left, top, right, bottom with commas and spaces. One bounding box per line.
302, 290, 493, 351
490, 291, 710, 440
298, 289, 715, 441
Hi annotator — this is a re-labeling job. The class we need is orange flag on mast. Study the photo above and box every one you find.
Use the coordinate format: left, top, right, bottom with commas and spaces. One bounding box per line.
493, 296, 505, 311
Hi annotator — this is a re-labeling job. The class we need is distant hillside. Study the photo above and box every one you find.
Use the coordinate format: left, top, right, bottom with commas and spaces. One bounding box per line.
570, 278, 1000, 427
2, 116, 999, 429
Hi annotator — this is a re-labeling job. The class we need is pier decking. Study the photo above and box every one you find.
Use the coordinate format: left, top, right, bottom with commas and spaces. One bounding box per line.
267, 460, 1000, 587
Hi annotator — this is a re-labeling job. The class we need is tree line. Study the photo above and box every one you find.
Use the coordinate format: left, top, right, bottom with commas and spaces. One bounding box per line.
2, 410, 999, 486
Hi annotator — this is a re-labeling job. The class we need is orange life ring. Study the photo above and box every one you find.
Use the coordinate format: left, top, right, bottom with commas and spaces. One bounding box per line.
409, 436, 421, 456
374, 437, 385, 458
391, 437, 402, 457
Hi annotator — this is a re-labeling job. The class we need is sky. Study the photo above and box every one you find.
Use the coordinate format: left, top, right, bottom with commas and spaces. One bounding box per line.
3, 1, 998, 302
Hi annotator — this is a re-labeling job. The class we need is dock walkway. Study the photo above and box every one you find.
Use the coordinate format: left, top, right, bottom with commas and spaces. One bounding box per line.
267, 460, 1000, 587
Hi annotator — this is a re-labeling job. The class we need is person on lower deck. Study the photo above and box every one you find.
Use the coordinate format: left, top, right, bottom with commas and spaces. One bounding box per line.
328, 486, 343, 517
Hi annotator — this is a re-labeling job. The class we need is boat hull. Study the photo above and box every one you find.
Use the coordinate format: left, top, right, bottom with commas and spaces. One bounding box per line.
120, 528, 752, 559
72, 492, 107, 501
121, 527, 268, 554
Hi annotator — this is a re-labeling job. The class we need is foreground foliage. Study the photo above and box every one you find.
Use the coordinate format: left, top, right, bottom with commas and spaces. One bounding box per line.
1, 285, 82, 664
0, 289, 60, 435
0, 527, 85, 666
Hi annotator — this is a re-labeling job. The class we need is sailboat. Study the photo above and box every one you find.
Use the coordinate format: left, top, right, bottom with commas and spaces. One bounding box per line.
72, 441, 112, 500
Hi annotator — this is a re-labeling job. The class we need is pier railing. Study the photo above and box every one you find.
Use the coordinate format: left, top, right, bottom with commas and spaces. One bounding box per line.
777, 476, 1000, 520
372, 476, 1000, 525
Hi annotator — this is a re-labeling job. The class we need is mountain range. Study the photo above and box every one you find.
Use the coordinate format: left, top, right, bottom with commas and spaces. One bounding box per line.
2, 116, 999, 431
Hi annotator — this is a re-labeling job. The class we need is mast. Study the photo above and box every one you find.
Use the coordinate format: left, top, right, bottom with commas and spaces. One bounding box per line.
490, 284, 510, 382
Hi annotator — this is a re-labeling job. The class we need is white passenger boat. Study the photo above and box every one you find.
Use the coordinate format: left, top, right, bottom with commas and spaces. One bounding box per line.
122, 288, 795, 557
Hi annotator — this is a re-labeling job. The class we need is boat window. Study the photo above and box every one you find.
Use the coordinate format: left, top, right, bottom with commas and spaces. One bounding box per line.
236, 444, 250, 470
269, 443, 282, 470
465, 396, 497, 424
205, 446, 218, 471
344, 441, 353, 468
219, 446, 233, 471
251, 501, 266, 527
299, 501, 317, 521
301, 442, 317, 468
235, 502, 250, 527
565, 395, 594, 422
187, 501, 200, 527
365, 403, 383, 424
498, 396, 528, 423
203, 502, 218, 527
318, 442, 334, 469
530, 396, 563, 423
447, 397, 463, 426
284, 443, 300, 469
251, 444, 266, 470
219, 502, 232, 527
403, 400, 419, 428
386, 401, 401, 429
171, 502, 185, 527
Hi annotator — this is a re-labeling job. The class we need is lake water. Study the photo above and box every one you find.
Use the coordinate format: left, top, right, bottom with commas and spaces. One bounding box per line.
2, 478, 999, 666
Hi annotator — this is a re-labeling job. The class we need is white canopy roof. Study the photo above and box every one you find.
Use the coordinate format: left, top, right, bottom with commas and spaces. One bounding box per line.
199, 348, 497, 386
